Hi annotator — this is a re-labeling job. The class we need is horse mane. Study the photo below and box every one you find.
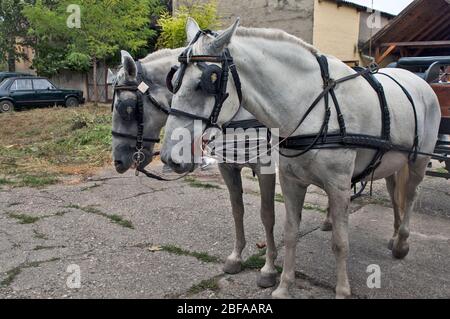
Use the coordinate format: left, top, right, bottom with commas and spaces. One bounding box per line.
235, 27, 319, 55
139, 48, 184, 63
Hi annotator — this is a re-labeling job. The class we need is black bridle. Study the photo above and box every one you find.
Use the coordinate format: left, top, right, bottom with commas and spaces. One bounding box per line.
111, 61, 171, 176
166, 30, 243, 129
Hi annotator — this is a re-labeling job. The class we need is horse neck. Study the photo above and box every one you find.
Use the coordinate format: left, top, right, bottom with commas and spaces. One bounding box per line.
140, 48, 183, 86
232, 107, 255, 121
228, 35, 331, 136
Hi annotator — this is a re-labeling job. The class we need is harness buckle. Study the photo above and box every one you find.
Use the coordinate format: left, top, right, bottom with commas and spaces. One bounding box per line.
324, 78, 336, 89
368, 63, 379, 74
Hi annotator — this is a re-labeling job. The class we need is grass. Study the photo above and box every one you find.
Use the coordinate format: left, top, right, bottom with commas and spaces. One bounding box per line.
274, 193, 327, 213
65, 204, 134, 229
275, 193, 284, 203
7, 212, 40, 224
161, 244, 221, 263
435, 167, 448, 174
187, 277, 221, 295
0, 104, 112, 187
184, 177, 221, 189
0, 258, 60, 287
242, 249, 283, 273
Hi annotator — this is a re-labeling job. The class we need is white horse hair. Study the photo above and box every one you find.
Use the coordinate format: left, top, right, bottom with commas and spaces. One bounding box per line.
111, 48, 280, 287
161, 18, 441, 298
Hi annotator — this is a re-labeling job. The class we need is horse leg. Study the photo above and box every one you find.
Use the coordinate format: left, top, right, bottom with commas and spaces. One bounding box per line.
391, 159, 429, 259
272, 175, 307, 299
321, 207, 333, 231
254, 170, 278, 288
219, 164, 246, 274
385, 175, 402, 250
326, 185, 352, 299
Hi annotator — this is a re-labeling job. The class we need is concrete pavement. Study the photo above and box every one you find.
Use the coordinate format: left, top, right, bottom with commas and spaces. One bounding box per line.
0, 164, 448, 299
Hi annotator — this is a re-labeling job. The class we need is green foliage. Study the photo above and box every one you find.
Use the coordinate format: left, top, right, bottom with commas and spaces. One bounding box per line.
23, 0, 157, 76
0, 0, 34, 71
157, 0, 220, 49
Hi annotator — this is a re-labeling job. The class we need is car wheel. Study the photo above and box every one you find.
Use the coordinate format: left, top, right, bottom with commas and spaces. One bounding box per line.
65, 97, 79, 108
0, 101, 14, 113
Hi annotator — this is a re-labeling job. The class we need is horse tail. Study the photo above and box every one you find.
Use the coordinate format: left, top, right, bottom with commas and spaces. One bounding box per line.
395, 163, 410, 216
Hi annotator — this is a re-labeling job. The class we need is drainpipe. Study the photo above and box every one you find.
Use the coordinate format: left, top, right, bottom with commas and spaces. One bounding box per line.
360, 51, 375, 66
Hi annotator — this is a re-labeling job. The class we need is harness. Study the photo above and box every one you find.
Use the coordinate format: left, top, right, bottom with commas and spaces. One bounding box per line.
166, 30, 243, 129
111, 61, 174, 179
168, 29, 449, 189
277, 56, 421, 187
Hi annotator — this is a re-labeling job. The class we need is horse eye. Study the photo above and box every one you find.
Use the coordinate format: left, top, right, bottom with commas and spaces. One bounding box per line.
195, 81, 202, 91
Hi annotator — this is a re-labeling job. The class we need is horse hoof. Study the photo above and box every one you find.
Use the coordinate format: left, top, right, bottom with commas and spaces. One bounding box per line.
257, 272, 277, 288
223, 260, 242, 274
321, 221, 333, 232
272, 288, 292, 299
335, 287, 351, 299
388, 239, 394, 251
392, 242, 410, 259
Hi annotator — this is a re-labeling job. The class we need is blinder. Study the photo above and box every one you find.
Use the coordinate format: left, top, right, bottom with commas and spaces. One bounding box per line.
114, 83, 141, 121
199, 63, 223, 95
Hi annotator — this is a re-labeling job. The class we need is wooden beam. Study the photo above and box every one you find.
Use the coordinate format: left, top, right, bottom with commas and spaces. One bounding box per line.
376, 45, 397, 64
381, 41, 450, 48
404, 8, 450, 42
413, 20, 450, 57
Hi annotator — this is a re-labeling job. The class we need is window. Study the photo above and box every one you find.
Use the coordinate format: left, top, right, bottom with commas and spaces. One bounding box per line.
11, 79, 33, 91
33, 79, 55, 90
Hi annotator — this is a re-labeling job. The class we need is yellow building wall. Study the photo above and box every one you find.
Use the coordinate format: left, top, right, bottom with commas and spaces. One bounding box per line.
313, 0, 361, 64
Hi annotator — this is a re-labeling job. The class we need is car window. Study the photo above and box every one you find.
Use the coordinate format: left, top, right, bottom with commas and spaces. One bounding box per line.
11, 79, 33, 91
33, 79, 55, 90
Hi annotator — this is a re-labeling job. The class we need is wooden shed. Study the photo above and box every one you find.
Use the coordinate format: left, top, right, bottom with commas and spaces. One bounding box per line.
361, 0, 450, 65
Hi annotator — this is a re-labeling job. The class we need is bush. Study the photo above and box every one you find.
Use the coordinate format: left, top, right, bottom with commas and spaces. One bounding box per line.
157, 0, 220, 49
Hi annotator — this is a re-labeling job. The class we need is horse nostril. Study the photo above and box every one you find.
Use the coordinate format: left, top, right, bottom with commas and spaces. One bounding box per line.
114, 160, 123, 166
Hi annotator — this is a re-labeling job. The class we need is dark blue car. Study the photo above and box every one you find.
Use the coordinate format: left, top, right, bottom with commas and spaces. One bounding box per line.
0, 76, 85, 112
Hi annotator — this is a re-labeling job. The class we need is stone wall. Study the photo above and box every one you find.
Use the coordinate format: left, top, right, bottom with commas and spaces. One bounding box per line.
175, 0, 315, 43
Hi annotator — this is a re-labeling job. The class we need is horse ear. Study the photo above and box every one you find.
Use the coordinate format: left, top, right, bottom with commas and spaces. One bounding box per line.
186, 17, 201, 44
209, 18, 240, 53
121, 50, 136, 78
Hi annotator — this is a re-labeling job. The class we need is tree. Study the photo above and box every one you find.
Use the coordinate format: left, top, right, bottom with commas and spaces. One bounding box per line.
23, 0, 157, 102
0, 0, 35, 72
157, 0, 220, 49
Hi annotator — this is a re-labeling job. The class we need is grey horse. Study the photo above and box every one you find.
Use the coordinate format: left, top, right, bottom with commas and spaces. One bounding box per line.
111, 49, 279, 287
160, 18, 441, 298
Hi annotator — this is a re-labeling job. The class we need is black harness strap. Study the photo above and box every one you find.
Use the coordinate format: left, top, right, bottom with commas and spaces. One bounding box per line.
378, 72, 419, 161
279, 55, 425, 186
279, 55, 395, 185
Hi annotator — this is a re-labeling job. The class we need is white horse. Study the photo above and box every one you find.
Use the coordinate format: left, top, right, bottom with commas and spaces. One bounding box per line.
111, 49, 279, 287
160, 18, 441, 298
